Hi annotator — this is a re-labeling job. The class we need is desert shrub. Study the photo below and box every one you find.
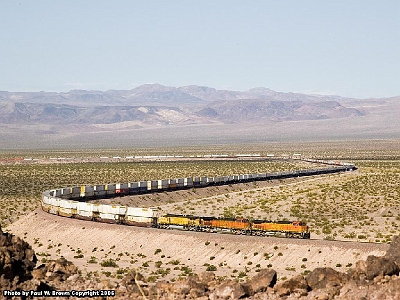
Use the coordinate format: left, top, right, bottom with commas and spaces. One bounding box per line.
206, 265, 217, 271
101, 259, 118, 268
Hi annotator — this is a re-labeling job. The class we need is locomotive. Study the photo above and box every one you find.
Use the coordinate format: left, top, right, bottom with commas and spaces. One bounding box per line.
157, 214, 310, 238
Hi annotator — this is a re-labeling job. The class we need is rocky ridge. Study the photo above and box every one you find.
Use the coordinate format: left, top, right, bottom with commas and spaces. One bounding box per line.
1, 225, 400, 299
0, 84, 365, 126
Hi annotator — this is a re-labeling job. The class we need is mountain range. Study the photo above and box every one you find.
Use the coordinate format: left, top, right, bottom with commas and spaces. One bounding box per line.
0, 84, 365, 125
0, 84, 399, 148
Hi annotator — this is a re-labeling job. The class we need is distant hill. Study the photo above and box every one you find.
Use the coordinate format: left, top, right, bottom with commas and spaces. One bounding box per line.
0, 84, 399, 148
0, 84, 365, 126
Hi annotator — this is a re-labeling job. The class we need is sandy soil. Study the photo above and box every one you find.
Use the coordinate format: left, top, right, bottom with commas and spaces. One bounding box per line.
6, 208, 387, 284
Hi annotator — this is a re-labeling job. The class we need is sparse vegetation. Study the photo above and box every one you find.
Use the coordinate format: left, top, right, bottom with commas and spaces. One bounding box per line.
3, 141, 400, 283
206, 264, 217, 271
100, 259, 118, 268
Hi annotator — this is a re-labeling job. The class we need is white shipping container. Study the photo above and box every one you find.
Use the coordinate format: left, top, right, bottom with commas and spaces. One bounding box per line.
99, 213, 119, 221
126, 207, 155, 218
77, 202, 94, 211
98, 204, 126, 215
43, 196, 51, 205
77, 210, 93, 218
59, 199, 78, 209
49, 197, 60, 207
92, 203, 99, 212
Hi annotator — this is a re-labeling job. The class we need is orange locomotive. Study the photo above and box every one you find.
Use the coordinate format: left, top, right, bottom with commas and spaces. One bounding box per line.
203, 218, 251, 235
251, 220, 310, 238
157, 215, 310, 239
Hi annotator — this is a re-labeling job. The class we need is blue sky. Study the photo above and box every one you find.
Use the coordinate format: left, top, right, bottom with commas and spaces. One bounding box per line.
1, 0, 399, 98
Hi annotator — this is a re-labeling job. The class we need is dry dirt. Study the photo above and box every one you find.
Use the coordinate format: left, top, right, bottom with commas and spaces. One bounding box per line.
6, 207, 387, 285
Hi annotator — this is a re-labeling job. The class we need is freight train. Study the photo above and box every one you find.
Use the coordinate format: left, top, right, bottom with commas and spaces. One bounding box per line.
41, 159, 356, 239
41, 197, 311, 238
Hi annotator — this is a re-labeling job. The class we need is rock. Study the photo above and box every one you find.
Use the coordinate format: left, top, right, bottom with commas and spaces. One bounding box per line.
198, 271, 216, 284
120, 270, 147, 294
274, 274, 308, 296
352, 255, 399, 281
18, 279, 54, 293
0, 226, 63, 294
386, 235, 400, 264
67, 274, 80, 281
172, 276, 206, 296
365, 255, 399, 280
306, 267, 344, 290
121, 269, 146, 284
242, 268, 277, 296
0, 226, 37, 282
32, 258, 79, 283
337, 276, 400, 300
314, 292, 330, 300
155, 279, 172, 291
213, 280, 246, 299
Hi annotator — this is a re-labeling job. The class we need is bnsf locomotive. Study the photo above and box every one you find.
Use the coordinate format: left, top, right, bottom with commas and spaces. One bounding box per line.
157, 214, 310, 238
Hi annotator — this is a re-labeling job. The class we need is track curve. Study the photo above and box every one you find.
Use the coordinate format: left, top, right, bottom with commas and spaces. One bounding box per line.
40, 158, 358, 240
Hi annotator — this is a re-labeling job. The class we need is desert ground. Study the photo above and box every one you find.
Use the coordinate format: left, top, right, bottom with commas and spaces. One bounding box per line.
6, 208, 388, 284
2, 140, 400, 285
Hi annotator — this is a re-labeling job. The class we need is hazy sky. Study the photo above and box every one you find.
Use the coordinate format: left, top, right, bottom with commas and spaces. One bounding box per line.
1, 0, 399, 98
